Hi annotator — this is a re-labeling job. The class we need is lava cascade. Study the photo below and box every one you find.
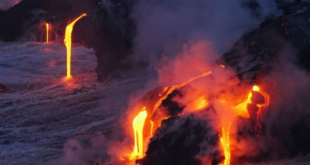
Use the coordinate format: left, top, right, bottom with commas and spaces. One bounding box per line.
64, 13, 86, 79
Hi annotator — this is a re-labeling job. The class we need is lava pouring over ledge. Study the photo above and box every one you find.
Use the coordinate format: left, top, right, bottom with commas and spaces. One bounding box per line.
64, 13, 86, 79
130, 108, 148, 160
46, 23, 49, 43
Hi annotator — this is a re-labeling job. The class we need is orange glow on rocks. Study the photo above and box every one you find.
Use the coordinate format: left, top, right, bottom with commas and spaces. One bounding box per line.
123, 75, 270, 165
64, 13, 86, 78
125, 72, 213, 162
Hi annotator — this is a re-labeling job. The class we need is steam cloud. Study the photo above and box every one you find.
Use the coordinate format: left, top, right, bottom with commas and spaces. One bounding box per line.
132, 0, 280, 67
0, 0, 22, 10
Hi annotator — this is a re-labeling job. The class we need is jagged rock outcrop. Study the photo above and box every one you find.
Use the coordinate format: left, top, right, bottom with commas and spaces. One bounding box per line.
217, 11, 310, 81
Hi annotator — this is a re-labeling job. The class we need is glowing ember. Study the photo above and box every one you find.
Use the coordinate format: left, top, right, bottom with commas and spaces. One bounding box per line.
46, 23, 49, 43
64, 13, 86, 78
130, 108, 148, 160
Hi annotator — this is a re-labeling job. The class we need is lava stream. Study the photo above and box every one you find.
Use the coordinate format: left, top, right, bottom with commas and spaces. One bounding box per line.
219, 88, 253, 165
127, 71, 212, 161
220, 122, 232, 165
151, 71, 212, 124
64, 13, 86, 78
185, 96, 208, 113
130, 108, 148, 160
220, 85, 269, 165
252, 85, 270, 134
46, 23, 49, 43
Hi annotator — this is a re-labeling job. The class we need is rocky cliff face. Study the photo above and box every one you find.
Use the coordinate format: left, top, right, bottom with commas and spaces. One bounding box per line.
217, 2, 310, 82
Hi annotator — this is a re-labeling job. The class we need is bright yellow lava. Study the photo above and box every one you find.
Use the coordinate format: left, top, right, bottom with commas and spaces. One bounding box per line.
130, 108, 148, 159
46, 23, 49, 43
64, 13, 86, 78
220, 122, 232, 165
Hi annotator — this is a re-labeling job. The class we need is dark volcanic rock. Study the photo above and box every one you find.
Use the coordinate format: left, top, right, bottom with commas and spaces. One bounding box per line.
217, 13, 310, 82
216, 4, 310, 161
137, 115, 222, 165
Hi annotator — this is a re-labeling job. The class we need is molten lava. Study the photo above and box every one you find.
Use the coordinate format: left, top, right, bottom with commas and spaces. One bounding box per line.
186, 96, 208, 113
126, 71, 213, 162
219, 85, 269, 165
130, 108, 148, 160
46, 23, 49, 43
252, 85, 270, 134
151, 71, 212, 117
125, 73, 270, 165
64, 13, 86, 78
220, 122, 232, 165
219, 87, 256, 165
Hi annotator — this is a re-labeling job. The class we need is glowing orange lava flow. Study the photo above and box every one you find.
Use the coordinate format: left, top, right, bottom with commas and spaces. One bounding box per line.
152, 71, 212, 117
186, 96, 208, 113
46, 23, 49, 43
220, 122, 232, 165
64, 13, 86, 78
252, 85, 270, 134
220, 89, 253, 165
126, 72, 213, 161
130, 108, 148, 160
150, 71, 212, 133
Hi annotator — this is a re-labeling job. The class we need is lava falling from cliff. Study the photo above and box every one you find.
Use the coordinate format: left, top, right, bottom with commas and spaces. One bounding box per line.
46, 23, 49, 43
64, 13, 86, 79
